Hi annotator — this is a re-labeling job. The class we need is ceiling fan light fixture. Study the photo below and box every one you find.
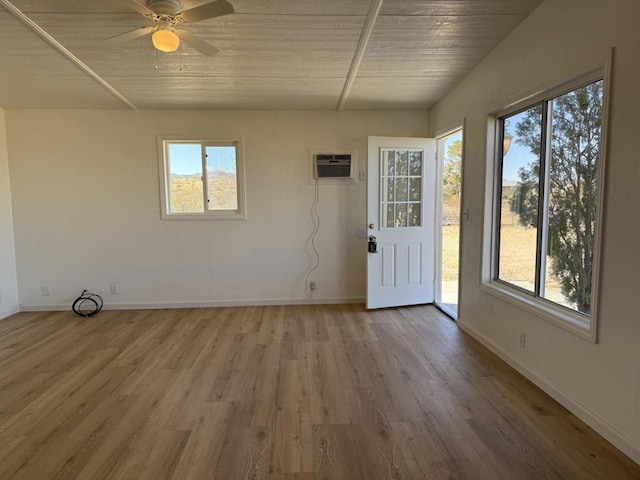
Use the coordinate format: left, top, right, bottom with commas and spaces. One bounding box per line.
152, 28, 180, 53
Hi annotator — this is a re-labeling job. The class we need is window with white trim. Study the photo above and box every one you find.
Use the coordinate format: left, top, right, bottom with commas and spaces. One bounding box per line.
485, 64, 609, 339
158, 137, 246, 220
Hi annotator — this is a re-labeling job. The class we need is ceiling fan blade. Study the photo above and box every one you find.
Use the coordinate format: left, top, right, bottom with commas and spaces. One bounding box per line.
107, 26, 155, 44
175, 30, 219, 56
177, 0, 235, 23
123, 0, 155, 16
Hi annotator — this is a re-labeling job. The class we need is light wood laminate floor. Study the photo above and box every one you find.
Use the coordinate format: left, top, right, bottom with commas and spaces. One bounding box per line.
0, 304, 638, 479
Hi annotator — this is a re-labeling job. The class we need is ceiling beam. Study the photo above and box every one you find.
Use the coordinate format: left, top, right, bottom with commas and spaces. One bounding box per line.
0, 0, 137, 110
336, 0, 383, 111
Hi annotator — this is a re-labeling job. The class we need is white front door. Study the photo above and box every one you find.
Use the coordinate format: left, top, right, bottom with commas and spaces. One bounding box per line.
366, 136, 436, 309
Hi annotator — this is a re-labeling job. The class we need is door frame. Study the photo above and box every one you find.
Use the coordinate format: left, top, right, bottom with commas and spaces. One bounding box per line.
434, 123, 465, 320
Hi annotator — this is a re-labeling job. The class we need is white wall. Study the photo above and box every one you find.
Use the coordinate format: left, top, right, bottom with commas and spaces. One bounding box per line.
5, 109, 427, 309
0, 109, 19, 319
429, 0, 640, 463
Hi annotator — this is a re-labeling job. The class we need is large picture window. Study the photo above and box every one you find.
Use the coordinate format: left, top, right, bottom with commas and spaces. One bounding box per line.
158, 137, 246, 220
486, 65, 609, 339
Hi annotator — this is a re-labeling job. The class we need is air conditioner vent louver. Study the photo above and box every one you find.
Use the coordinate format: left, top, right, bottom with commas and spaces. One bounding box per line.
316, 154, 352, 161
314, 153, 352, 178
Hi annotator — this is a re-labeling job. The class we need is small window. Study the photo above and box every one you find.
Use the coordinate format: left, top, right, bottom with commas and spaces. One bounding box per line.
380, 148, 424, 228
158, 137, 246, 220
484, 61, 609, 340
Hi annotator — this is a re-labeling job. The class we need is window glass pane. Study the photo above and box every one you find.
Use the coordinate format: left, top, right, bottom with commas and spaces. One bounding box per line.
542, 80, 603, 314
386, 204, 395, 228
395, 177, 408, 202
497, 106, 543, 292
385, 151, 395, 176
206, 146, 238, 210
383, 176, 394, 202
409, 151, 422, 176
168, 143, 204, 213
395, 203, 407, 227
408, 203, 421, 227
396, 151, 408, 176
409, 178, 421, 201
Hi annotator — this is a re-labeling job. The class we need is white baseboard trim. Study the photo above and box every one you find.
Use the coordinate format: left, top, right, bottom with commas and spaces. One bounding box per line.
458, 318, 640, 466
0, 305, 20, 320
19, 296, 366, 312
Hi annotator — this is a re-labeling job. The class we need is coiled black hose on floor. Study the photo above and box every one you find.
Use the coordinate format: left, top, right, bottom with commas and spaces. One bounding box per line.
72, 289, 103, 317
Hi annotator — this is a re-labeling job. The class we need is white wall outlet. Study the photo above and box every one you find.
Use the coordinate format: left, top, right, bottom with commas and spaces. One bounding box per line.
310, 282, 316, 291
41, 285, 50, 296
519, 333, 526, 349
110, 284, 119, 295
0, 290, 3, 303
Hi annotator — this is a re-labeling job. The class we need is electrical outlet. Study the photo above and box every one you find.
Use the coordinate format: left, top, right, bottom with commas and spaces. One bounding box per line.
0, 290, 3, 303
110, 284, 119, 295
41, 285, 50, 296
310, 282, 316, 291
519, 333, 526, 349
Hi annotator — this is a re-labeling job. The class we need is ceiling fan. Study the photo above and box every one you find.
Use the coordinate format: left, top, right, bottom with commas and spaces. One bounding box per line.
108, 0, 234, 56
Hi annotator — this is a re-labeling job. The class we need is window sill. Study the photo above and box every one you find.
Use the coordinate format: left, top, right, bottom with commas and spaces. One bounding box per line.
161, 211, 246, 221
479, 281, 596, 343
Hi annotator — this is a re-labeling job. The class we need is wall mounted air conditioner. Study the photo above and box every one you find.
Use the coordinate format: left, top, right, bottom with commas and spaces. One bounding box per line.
315, 154, 352, 178
309, 149, 359, 184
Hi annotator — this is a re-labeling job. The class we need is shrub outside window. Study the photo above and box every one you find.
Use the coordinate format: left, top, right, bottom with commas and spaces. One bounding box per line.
158, 137, 246, 220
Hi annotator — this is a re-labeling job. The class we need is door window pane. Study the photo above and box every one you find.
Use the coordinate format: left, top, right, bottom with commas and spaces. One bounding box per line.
385, 152, 395, 176
409, 178, 421, 201
408, 203, 421, 227
386, 204, 395, 228
380, 148, 423, 229
396, 203, 407, 227
395, 177, 408, 202
409, 151, 422, 176
386, 177, 395, 201
396, 151, 408, 175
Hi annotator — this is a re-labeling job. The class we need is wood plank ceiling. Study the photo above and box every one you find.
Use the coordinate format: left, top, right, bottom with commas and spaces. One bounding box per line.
0, 0, 543, 110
